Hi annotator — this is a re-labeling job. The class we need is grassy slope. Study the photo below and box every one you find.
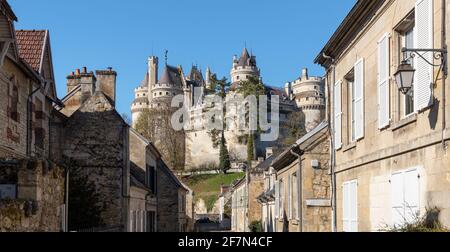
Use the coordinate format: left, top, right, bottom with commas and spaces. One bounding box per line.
183, 173, 245, 212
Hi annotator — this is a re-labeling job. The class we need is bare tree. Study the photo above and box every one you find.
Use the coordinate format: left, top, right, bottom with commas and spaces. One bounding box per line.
134, 107, 185, 171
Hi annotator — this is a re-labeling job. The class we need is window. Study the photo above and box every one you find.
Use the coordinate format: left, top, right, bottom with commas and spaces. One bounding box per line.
401, 24, 416, 117
343, 180, 358, 232
391, 169, 420, 226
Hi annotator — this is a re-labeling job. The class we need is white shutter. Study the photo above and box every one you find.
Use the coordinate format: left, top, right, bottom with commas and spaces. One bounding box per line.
288, 175, 292, 220
354, 58, 365, 140
404, 170, 420, 222
414, 0, 433, 111
391, 173, 404, 226
343, 183, 350, 232
334, 80, 342, 149
343, 180, 358, 232
378, 34, 390, 129
350, 181, 358, 232
275, 181, 279, 218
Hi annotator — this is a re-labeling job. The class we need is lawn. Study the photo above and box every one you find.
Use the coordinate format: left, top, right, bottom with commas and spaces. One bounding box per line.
183, 173, 245, 212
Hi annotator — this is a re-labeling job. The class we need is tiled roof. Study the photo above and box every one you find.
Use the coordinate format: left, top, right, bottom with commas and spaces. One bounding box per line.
15, 30, 47, 72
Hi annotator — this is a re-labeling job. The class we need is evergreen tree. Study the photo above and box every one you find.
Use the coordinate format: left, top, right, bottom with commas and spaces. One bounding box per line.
219, 132, 231, 174
247, 133, 255, 166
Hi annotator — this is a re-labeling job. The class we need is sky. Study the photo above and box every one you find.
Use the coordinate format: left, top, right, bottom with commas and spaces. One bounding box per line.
10, 0, 356, 117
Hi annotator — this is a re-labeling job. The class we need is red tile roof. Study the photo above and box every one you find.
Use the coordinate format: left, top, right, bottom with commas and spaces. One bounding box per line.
15, 30, 47, 72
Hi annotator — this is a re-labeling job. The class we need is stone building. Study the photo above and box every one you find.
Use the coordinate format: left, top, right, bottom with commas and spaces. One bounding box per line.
265, 122, 331, 232
315, 0, 450, 231
0, 0, 65, 232
156, 158, 192, 232
231, 177, 247, 232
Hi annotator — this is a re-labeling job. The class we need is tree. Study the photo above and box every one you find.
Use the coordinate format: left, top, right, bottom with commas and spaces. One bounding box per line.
247, 133, 255, 166
219, 132, 231, 174
279, 110, 307, 147
134, 107, 185, 171
207, 75, 232, 173
236, 76, 266, 163
62, 157, 105, 231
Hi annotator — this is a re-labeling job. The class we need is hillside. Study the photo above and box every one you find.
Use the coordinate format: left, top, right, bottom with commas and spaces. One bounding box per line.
182, 173, 245, 213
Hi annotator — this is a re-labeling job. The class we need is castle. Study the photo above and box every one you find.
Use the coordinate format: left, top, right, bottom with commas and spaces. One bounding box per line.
131, 48, 325, 170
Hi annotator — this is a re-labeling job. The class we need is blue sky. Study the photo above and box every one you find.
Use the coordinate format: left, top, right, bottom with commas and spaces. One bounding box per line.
10, 0, 355, 117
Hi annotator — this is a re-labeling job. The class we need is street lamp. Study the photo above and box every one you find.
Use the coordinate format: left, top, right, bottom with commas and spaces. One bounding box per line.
394, 60, 415, 95
394, 47, 448, 95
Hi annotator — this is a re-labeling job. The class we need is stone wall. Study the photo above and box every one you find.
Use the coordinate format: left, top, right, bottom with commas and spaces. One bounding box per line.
156, 159, 180, 232
248, 172, 264, 224
0, 160, 65, 232
61, 92, 128, 229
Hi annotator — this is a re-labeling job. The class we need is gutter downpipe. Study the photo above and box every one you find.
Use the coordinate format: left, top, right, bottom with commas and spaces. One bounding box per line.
441, 0, 448, 149
322, 53, 337, 232
290, 149, 302, 232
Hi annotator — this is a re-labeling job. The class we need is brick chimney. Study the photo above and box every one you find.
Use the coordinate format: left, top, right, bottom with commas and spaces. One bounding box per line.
96, 68, 117, 106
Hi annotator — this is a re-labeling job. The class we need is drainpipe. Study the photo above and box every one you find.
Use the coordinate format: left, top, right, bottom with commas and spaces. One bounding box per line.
441, 0, 448, 149
322, 53, 337, 232
27, 84, 41, 157
290, 149, 302, 232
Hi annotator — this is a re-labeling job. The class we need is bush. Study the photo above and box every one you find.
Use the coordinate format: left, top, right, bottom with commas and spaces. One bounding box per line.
249, 220, 263, 233
382, 207, 448, 232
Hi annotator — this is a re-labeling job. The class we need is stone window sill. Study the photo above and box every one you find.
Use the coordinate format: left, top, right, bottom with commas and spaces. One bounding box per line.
343, 142, 357, 152
391, 114, 418, 131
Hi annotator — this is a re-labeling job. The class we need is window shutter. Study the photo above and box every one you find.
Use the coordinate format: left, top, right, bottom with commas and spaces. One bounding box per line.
288, 175, 292, 220
334, 81, 342, 149
343, 183, 350, 232
350, 181, 358, 232
404, 170, 420, 222
354, 58, 365, 140
391, 172, 404, 226
378, 34, 390, 129
414, 0, 433, 111
275, 181, 279, 218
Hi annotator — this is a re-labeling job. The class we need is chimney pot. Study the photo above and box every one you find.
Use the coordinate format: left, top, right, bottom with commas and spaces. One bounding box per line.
75, 69, 80, 75
82, 67, 87, 74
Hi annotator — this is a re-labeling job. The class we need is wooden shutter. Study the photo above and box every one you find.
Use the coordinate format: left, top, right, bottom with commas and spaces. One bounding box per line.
391, 172, 404, 226
354, 58, 365, 140
414, 0, 433, 111
343, 183, 350, 232
288, 175, 292, 220
404, 170, 420, 222
343, 180, 358, 232
350, 181, 358, 232
334, 80, 342, 149
378, 34, 390, 129
275, 181, 279, 218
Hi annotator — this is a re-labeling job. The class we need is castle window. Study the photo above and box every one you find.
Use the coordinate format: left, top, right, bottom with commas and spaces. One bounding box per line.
166, 92, 169, 96
159, 92, 162, 96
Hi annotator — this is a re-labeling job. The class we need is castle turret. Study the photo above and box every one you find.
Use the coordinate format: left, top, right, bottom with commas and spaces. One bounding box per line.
148, 56, 158, 95
230, 48, 260, 87
288, 68, 326, 132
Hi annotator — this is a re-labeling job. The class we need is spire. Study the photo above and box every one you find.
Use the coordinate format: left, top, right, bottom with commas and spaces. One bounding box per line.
238, 47, 250, 67
159, 66, 172, 84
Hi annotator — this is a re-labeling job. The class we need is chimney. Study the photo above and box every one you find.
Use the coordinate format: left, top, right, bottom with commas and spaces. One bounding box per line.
67, 69, 81, 93
301, 68, 309, 80
79, 68, 96, 104
96, 68, 117, 106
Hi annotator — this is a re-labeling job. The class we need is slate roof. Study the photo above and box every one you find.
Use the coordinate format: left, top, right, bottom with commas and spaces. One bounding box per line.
159, 65, 183, 87
15, 30, 47, 72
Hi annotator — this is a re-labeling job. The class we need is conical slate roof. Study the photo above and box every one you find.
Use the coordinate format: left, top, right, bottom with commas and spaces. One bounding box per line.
158, 65, 183, 87
238, 48, 250, 66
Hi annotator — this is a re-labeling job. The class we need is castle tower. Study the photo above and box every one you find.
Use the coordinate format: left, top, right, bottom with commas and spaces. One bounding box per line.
230, 48, 260, 86
150, 64, 184, 109
148, 56, 158, 98
287, 68, 326, 132
205, 67, 212, 90
131, 75, 150, 127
